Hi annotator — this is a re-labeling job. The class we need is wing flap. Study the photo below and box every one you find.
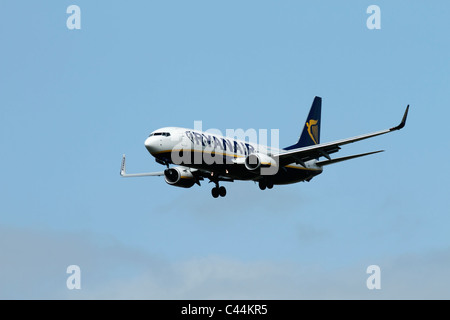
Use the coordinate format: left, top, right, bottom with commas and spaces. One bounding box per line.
316, 150, 384, 166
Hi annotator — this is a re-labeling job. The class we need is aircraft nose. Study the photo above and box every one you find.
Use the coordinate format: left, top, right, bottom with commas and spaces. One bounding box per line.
144, 136, 158, 154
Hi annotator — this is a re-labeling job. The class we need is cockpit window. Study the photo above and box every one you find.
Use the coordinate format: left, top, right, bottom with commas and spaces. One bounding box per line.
149, 132, 171, 137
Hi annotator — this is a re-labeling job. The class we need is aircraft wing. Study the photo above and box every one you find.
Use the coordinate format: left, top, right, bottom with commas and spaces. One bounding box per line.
120, 154, 165, 177
274, 105, 409, 166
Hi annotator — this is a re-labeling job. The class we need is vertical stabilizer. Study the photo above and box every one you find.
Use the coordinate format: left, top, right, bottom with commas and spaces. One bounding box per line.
284, 96, 322, 150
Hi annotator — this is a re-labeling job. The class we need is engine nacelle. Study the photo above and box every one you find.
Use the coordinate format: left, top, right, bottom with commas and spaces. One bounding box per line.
244, 153, 277, 171
164, 166, 196, 188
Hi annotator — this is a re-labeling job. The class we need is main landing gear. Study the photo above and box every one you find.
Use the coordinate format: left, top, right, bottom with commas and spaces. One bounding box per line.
211, 185, 226, 198
258, 180, 273, 190
209, 172, 227, 198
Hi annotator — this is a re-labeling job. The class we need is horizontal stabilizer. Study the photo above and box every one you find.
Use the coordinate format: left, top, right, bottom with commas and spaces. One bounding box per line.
316, 150, 384, 166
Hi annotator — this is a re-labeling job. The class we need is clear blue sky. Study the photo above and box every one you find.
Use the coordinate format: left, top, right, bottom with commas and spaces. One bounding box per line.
1, 1, 449, 299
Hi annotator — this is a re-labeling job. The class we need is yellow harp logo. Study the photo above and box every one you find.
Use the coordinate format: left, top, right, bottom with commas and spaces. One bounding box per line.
306, 119, 319, 144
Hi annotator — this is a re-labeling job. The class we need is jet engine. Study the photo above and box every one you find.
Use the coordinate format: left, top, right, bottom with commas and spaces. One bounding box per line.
244, 153, 277, 172
164, 166, 196, 188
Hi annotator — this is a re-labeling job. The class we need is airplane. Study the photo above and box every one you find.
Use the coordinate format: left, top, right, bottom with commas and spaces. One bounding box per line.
120, 96, 409, 198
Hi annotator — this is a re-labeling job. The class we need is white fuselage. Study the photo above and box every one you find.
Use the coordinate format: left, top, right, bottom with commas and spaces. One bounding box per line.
144, 127, 322, 184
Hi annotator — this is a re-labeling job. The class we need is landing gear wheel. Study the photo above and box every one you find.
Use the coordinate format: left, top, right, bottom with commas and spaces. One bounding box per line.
258, 180, 266, 190
266, 181, 274, 189
219, 186, 227, 197
211, 187, 219, 198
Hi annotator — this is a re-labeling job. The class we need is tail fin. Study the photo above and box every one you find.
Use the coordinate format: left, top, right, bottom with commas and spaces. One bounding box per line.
284, 96, 322, 150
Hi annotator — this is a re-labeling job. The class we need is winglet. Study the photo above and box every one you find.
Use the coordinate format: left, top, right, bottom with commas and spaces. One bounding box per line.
390, 105, 409, 131
120, 154, 126, 176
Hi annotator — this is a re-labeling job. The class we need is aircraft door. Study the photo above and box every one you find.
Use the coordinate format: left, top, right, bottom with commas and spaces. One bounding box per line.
181, 134, 188, 148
